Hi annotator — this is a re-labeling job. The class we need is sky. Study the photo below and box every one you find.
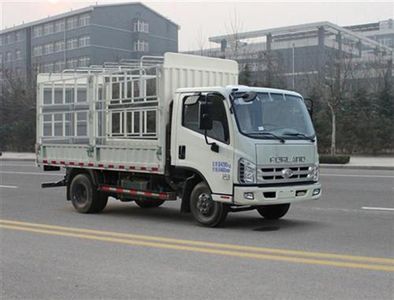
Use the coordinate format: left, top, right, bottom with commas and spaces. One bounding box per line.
0, 0, 393, 51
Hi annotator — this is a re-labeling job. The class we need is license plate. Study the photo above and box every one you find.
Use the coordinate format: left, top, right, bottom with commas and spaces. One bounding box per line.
277, 189, 295, 199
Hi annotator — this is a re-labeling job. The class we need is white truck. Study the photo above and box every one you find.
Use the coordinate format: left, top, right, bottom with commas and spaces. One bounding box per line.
36, 53, 321, 227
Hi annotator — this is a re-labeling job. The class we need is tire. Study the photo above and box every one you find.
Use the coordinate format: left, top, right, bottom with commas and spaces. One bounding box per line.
70, 173, 108, 213
256, 204, 290, 220
94, 193, 109, 212
135, 199, 165, 208
190, 182, 228, 227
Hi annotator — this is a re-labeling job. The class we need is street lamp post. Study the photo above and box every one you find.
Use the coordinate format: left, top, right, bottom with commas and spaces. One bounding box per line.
292, 42, 295, 89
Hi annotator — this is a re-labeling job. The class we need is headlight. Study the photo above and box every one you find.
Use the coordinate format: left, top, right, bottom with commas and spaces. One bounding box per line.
239, 158, 256, 184
308, 164, 319, 182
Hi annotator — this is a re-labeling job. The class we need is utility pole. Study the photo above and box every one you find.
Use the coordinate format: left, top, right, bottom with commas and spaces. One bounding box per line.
292, 43, 295, 89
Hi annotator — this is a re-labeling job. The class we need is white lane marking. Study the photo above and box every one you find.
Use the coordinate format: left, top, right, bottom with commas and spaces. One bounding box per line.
299, 207, 394, 214
320, 173, 394, 178
0, 185, 18, 189
361, 207, 394, 212
0, 171, 63, 176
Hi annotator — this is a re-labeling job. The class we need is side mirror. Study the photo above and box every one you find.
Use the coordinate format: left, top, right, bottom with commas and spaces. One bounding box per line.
304, 98, 313, 117
242, 92, 257, 102
199, 102, 213, 130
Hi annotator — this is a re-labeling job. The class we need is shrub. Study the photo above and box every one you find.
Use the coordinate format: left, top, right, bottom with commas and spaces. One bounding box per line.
319, 155, 350, 164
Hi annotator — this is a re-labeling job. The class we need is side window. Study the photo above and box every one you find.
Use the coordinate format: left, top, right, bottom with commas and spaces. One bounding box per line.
182, 95, 201, 133
182, 94, 230, 144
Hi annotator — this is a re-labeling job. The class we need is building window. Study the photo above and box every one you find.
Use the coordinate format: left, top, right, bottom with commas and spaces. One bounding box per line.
67, 38, 78, 50
133, 40, 149, 52
54, 40, 65, 52
0, 54, 3, 63
379, 37, 393, 47
79, 14, 90, 27
79, 56, 90, 67
43, 23, 54, 35
133, 20, 149, 33
33, 45, 43, 57
15, 31, 23, 41
67, 17, 78, 30
42, 63, 54, 73
54, 61, 66, 72
66, 58, 78, 68
79, 36, 90, 47
6, 52, 12, 62
76, 112, 88, 136
15, 49, 22, 60
0, 36, 3, 46
6, 34, 13, 44
55, 20, 65, 32
33, 26, 42, 38
43, 43, 54, 55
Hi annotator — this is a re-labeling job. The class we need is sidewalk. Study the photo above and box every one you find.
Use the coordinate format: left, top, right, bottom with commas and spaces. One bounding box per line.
320, 156, 394, 170
0, 152, 36, 161
1, 152, 393, 170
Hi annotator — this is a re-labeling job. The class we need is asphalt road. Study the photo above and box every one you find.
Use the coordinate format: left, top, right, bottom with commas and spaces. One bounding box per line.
1, 161, 393, 300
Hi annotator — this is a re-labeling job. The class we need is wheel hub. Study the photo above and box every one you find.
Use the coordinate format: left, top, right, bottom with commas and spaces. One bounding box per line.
197, 193, 213, 216
73, 184, 87, 205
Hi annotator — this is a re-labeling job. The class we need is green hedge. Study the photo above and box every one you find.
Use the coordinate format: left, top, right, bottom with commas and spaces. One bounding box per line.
319, 155, 350, 164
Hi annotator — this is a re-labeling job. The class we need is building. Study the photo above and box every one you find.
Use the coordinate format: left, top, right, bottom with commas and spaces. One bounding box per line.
345, 19, 394, 49
0, 2, 178, 82
186, 19, 393, 94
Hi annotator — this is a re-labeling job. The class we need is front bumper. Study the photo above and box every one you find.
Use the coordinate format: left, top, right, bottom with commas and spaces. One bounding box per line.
233, 182, 321, 205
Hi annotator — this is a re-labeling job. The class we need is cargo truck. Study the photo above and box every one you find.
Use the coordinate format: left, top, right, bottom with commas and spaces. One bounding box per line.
37, 53, 321, 227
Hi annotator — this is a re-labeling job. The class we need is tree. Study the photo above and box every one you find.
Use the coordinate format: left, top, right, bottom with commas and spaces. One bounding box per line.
239, 63, 251, 85
0, 68, 36, 152
317, 38, 360, 155
224, 8, 244, 57
196, 27, 207, 56
374, 66, 394, 152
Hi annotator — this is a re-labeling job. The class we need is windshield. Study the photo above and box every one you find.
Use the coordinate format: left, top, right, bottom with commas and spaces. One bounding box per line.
232, 92, 315, 140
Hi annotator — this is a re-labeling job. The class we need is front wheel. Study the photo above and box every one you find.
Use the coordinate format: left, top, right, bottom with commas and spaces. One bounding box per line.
256, 204, 290, 220
190, 182, 228, 227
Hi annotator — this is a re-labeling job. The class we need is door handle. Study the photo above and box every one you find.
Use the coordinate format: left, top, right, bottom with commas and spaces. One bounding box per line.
178, 145, 186, 159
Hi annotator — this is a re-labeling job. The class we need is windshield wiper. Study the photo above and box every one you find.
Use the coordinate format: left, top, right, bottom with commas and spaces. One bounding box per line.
282, 132, 315, 142
248, 131, 285, 143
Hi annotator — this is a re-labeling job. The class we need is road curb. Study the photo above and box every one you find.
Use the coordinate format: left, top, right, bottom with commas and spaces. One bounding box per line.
320, 164, 394, 171
0, 158, 36, 162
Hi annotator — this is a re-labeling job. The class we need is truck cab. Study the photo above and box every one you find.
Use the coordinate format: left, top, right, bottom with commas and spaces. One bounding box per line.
171, 85, 321, 226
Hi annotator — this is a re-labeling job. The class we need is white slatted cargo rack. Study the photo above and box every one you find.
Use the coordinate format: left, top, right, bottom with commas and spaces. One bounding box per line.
36, 53, 239, 174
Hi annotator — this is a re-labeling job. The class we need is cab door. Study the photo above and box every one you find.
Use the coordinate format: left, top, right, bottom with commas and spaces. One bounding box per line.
172, 92, 234, 196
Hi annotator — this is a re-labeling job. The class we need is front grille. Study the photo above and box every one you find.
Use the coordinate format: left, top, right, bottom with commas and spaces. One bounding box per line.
257, 165, 313, 184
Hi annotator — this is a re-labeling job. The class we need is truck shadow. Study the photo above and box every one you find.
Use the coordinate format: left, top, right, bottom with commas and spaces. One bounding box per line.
223, 215, 325, 232
99, 202, 191, 222
97, 201, 325, 232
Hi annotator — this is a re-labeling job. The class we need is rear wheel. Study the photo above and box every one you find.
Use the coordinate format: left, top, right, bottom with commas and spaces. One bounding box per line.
256, 204, 290, 220
70, 173, 108, 213
135, 199, 165, 208
190, 182, 228, 227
